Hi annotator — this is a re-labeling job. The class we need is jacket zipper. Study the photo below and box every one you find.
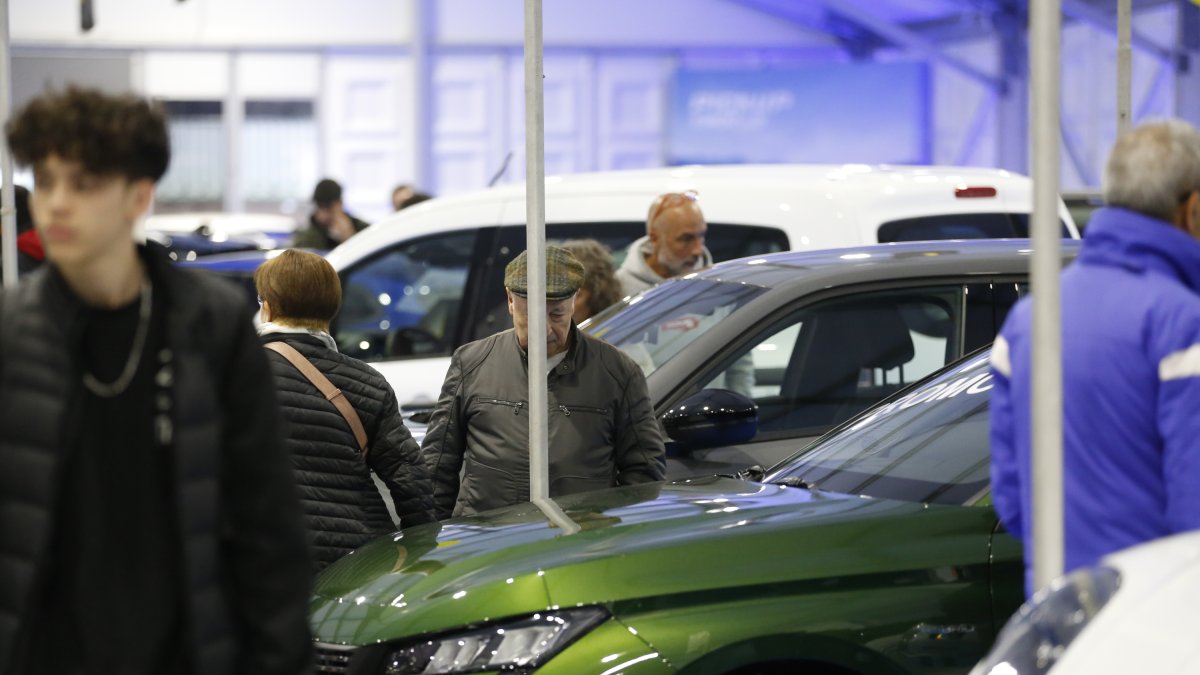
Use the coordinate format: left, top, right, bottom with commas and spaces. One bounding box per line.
482, 398, 525, 414
558, 404, 609, 417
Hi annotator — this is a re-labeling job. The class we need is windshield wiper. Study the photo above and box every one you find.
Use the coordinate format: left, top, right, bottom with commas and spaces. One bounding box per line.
723, 465, 765, 482
770, 476, 820, 491
727, 465, 820, 491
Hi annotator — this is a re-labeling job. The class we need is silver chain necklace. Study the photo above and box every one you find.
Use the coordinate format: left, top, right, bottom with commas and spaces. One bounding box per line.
82, 274, 152, 399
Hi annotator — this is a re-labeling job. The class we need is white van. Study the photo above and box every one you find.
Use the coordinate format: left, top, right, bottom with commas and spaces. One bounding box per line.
324, 163, 1078, 409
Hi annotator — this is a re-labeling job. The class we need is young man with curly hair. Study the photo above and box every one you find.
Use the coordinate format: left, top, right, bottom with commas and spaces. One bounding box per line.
0, 88, 313, 674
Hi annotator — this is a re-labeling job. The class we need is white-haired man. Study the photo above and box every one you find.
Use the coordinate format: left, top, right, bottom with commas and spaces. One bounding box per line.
990, 119, 1200, 596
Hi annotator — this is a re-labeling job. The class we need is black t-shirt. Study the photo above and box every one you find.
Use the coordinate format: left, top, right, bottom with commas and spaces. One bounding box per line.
21, 283, 185, 674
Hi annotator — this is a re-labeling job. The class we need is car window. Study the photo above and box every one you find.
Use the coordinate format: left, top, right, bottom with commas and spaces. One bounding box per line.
588, 279, 767, 377
604, 222, 788, 268
702, 223, 789, 263
335, 231, 477, 361
468, 223, 647, 342
468, 222, 787, 343
701, 286, 964, 436
765, 350, 993, 506
877, 213, 1071, 242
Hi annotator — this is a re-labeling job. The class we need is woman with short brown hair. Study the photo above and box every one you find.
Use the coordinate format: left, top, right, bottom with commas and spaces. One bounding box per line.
256, 249, 435, 571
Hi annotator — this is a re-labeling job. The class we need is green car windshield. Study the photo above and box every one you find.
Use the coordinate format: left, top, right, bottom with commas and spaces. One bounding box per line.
765, 349, 994, 507
585, 279, 766, 377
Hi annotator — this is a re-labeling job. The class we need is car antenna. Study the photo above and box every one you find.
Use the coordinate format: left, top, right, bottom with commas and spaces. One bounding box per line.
488, 151, 514, 187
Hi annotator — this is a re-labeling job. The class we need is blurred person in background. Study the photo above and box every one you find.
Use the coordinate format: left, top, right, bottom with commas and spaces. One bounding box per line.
0, 185, 45, 276
560, 238, 622, 323
990, 119, 1200, 597
616, 190, 712, 296
294, 177, 369, 249
391, 183, 434, 212
0, 87, 312, 675
256, 249, 435, 571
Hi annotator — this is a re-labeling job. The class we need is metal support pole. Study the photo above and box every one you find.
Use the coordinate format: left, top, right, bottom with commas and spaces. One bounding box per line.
1, 0, 17, 289
1030, 0, 1065, 591
1176, 0, 1200, 129
223, 53, 243, 214
524, 0, 549, 503
411, 0, 433, 194
1117, 0, 1133, 136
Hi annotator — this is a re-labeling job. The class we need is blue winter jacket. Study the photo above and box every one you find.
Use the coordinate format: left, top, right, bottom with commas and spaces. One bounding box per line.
990, 207, 1200, 596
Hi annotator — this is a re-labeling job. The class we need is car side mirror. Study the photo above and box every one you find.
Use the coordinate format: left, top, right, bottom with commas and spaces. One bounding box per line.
661, 388, 759, 453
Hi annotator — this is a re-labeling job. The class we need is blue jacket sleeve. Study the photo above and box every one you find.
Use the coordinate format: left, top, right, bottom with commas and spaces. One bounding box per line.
989, 337, 1024, 542
1157, 342, 1200, 534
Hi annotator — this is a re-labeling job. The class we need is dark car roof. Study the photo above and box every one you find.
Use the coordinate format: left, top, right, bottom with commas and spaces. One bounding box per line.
147, 231, 263, 260
694, 238, 1081, 290
629, 238, 1081, 422
178, 248, 326, 272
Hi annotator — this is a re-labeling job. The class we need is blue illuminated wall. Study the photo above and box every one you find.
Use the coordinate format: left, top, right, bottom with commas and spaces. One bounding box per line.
667, 62, 931, 166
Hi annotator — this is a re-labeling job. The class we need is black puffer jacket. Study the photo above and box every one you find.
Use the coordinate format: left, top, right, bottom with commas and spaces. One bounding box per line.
0, 244, 313, 675
263, 333, 435, 570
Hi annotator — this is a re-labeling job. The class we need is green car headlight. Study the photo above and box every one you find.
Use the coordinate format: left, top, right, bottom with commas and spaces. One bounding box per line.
971, 566, 1122, 675
383, 607, 608, 674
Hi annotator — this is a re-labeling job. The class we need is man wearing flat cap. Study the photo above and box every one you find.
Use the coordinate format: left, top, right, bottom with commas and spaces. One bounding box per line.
421, 245, 666, 518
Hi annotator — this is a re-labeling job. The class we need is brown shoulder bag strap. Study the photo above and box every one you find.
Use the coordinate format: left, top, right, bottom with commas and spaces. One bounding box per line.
264, 340, 369, 457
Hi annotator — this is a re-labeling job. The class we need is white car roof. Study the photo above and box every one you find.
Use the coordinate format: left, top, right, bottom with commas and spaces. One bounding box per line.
327, 163, 1066, 269
1047, 530, 1200, 673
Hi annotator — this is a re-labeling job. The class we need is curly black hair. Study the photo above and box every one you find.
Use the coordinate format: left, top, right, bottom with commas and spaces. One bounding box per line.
5, 86, 170, 182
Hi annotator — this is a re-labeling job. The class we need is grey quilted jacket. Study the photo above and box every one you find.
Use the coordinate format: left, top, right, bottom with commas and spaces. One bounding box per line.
421, 326, 665, 519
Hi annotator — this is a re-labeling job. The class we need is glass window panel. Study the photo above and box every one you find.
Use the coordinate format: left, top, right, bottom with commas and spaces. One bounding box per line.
767, 351, 995, 506
588, 280, 767, 378
335, 232, 477, 361
241, 99, 318, 210
703, 286, 963, 436
156, 100, 225, 210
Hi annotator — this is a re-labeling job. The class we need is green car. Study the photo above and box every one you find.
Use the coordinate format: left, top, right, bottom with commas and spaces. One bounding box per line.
310, 348, 1022, 675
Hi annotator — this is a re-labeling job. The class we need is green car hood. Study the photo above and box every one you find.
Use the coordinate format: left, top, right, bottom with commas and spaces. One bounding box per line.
311, 476, 995, 645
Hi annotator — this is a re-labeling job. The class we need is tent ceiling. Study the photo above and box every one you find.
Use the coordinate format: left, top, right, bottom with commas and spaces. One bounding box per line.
726, 0, 1177, 53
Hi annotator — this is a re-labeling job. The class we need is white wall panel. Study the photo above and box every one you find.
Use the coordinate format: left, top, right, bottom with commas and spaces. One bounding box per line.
9, 0, 413, 47
503, 53, 595, 184
323, 56, 417, 222
13, 0, 1188, 199
438, 0, 835, 48
596, 57, 672, 171
237, 53, 321, 98
432, 55, 508, 195
433, 144, 492, 197
143, 52, 229, 99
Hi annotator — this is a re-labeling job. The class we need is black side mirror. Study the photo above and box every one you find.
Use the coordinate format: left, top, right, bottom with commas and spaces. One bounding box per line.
661, 388, 759, 453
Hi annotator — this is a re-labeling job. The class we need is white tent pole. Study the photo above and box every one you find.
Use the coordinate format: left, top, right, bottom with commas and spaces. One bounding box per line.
1030, 0, 1065, 591
1117, 0, 1132, 136
1, 0, 17, 290
411, 0, 433, 194
524, 0, 549, 503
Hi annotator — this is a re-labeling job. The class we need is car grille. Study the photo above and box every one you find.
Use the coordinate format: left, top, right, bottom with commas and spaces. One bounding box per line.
314, 642, 357, 674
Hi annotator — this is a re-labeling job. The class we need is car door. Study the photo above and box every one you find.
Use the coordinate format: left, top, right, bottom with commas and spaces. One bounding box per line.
331, 228, 497, 408
662, 281, 1007, 479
